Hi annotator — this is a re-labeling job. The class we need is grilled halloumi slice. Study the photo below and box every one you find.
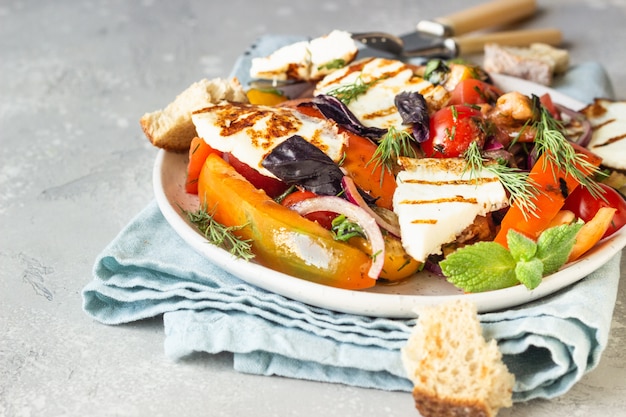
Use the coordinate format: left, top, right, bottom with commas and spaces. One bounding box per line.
191, 102, 347, 178
581, 98, 626, 171
314, 57, 450, 131
249, 30, 358, 82
393, 157, 508, 262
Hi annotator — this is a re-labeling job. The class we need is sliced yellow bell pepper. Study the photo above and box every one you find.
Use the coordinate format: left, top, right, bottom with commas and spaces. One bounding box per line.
197, 154, 376, 289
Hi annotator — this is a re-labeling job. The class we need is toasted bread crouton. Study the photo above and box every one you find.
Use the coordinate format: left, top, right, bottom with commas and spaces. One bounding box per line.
402, 299, 515, 417
140, 77, 248, 152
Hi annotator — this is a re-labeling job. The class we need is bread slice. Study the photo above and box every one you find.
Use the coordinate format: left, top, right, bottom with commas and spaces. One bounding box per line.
140, 77, 248, 152
401, 299, 514, 417
483, 42, 569, 86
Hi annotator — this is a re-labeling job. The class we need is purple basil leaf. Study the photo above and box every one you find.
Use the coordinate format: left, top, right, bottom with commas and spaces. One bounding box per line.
261, 135, 344, 196
395, 91, 430, 143
302, 95, 387, 140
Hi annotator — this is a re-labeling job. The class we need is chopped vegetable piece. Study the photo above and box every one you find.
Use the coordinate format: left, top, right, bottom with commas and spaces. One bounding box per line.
448, 78, 503, 106
307, 95, 387, 140
197, 153, 375, 289
290, 195, 385, 279
562, 182, 626, 239
185, 137, 221, 194
394, 91, 429, 143
261, 135, 345, 196
421, 105, 487, 158
494, 148, 602, 247
568, 207, 616, 262
246, 88, 287, 106
295, 103, 397, 209
342, 129, 398, 210
281, 189, 336, 229
224, 152, 289, 198
350, 234, 422, 282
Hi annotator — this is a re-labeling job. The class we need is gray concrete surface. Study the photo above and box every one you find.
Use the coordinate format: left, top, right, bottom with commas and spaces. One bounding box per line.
1, 1, 625, 416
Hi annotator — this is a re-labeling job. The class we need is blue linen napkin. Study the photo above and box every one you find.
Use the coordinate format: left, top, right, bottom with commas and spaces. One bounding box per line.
83, 34, 621, 402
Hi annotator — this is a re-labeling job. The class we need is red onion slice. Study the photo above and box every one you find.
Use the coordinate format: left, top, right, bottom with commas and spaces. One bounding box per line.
556, 103, 592, 147
341, 176, 402, 237
291, 196, 385, 279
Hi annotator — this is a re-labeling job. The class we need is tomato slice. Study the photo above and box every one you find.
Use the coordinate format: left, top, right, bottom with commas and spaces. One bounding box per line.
281, 190, 337, 229
223, 152, 290, 198
562, 182, 626, 239
539, 93, 560, 119
421, 105, 486, 158
448, 79, 503, 106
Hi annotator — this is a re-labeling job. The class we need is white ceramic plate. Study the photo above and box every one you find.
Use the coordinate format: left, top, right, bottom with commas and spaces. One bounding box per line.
153, 74, 626, 318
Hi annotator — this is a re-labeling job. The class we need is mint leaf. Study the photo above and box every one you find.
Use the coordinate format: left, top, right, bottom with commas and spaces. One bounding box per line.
440, 242, 518, 292
515, 258, 544, 289
536, 222, 583, 274
441, 221, 585, 293
507, 229, 537, 262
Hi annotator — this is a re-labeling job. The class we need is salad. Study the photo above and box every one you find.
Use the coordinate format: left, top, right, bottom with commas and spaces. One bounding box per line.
178, 53, 626, 293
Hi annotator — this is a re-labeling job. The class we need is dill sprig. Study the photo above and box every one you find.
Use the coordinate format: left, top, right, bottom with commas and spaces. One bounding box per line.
318, 58, 346, 71
367, 126, 417, 176
464, 141, 539, 218
326, 75, 384, 104
184, 205, 255, 261
532, 99, 604, 199
331, 214, 365, 241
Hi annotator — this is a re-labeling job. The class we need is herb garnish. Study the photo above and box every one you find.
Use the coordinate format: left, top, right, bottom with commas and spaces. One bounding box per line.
368, 126, 417, 177
318, 59, 346, 71
463, 141, 539, 217
531, 96, 604, 199
423, 59, 450, 85
331, 214, 366, 241
326, 75, 385, 104
441, 222, 582, 292
185, 204, 255, 260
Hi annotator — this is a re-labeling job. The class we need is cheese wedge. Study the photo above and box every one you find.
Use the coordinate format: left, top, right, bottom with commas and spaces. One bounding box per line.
191, 102, 347, 178
581, 98, 626, 170
314, 57, 450, 131
393, 157, 508, 262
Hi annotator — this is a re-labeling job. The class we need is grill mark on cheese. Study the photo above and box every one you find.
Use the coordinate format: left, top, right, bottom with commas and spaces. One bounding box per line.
326, 57, 375, 85
306, 129, 331, 154
363, 105, 397, 120
580, 99, 626, 171
401, 196, 479, 205
591, 118, 615, 130
403, 177, 501, 186
402, 196, 480, 227
591, 132, 626, 147
213, 103, 302, 138
195, 102, 310, 153
369, 66, 405, 83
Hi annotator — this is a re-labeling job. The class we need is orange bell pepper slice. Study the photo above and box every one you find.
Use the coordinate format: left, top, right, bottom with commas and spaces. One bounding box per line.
494, 146, 602, 247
